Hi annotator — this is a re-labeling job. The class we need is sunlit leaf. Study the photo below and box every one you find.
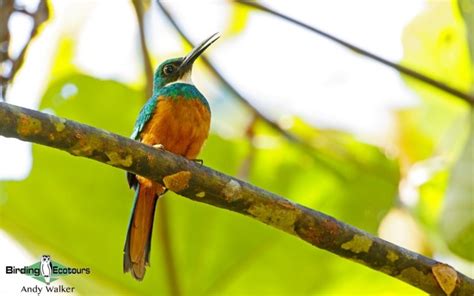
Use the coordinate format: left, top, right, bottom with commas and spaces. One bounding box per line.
224, 4, 251, 37
440, 112, 474, 261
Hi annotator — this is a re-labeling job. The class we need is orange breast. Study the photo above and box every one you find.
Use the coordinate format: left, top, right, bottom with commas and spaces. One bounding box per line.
140, 96, 211, 159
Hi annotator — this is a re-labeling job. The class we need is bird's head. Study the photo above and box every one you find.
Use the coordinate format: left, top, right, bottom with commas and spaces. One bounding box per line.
153, 32, 220, 92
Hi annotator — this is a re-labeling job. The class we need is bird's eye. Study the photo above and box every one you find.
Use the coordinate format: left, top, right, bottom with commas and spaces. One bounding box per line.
163, 64, 175, 75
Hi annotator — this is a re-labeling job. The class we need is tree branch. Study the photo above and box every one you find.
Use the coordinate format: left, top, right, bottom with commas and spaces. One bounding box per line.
0, 102, 472, 294
236, 0, 474, 107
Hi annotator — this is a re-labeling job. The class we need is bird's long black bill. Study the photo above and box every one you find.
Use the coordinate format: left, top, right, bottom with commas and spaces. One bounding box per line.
179, 32, 220, 71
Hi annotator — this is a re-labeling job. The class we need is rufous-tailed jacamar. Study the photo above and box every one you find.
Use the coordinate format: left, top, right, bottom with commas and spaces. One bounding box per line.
124, 33, 220, 280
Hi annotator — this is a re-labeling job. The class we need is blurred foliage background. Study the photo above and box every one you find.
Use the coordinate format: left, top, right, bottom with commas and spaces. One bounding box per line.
0, 0, 473, 295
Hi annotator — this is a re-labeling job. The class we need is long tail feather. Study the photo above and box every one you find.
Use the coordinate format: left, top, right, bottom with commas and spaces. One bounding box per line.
123, 183, 162, 280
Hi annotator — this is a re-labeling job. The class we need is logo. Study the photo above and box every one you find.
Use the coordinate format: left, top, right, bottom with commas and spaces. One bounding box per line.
5, 254, 90, 294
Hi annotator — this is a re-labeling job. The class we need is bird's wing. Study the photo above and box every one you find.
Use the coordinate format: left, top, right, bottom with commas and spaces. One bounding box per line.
130, 96, 158, 140
128, 95, 158, 189
49, 262, 53, 273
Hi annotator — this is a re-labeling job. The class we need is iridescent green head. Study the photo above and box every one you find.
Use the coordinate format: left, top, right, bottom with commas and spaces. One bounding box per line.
153, 33, 220, 92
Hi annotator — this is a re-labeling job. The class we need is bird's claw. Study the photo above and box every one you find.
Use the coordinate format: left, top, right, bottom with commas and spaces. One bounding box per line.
191, 159, 204, 167
153, 144, 165, 150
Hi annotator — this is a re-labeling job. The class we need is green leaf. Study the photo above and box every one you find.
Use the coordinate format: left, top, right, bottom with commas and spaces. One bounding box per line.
440, 112, 474, 261
400, 1, 472, 263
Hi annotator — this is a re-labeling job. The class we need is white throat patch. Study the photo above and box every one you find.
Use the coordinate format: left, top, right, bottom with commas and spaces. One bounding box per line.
165, 71, 193, 87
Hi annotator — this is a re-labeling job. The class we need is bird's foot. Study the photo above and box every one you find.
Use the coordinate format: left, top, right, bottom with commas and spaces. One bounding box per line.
153, 144, 165, 150
191, 159, 204, 167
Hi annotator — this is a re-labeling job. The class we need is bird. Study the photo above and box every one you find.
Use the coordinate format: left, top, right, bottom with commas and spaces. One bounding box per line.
123, 33, 219, 280
40, 255, 53, 285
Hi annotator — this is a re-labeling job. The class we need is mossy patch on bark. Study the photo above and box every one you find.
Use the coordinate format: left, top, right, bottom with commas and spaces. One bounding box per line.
341, 234, 373, 254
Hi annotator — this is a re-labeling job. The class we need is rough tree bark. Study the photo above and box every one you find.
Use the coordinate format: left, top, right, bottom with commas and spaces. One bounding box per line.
0, 102, 473, 295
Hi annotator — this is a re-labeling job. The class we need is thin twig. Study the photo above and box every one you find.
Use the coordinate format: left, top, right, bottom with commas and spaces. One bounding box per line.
237, 112, 258, 180
156, 1, 346, 178
0, 0, 14, 101
9, 0, 49, 87
131, 1, 180, 293
236, 0, 474, 106
0, 101, 472, 295
0, 0, 49, 101
156, 2, 297, 141
14, 7, 35, 17
157, 198, 181, 296
132, 0, 154, 98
